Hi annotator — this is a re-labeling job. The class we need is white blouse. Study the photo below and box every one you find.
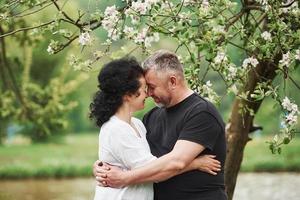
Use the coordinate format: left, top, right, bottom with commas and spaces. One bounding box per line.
94, 116, 156, 200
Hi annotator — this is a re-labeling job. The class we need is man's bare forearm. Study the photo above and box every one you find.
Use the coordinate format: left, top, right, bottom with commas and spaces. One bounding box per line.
124, 153, 191, 184
124, 140, 205, 185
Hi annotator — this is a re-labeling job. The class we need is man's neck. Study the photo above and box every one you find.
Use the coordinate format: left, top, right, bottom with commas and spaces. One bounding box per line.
168, 87, 194, 108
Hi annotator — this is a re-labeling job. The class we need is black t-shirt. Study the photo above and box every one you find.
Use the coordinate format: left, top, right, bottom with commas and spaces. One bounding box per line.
143, 93, 227, 200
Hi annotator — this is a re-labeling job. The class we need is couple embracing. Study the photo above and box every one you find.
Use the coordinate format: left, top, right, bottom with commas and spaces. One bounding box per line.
90, 50, 227, 200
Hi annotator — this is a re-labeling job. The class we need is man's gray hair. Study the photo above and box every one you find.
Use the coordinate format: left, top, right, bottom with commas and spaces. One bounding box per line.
142, 50, 184, 76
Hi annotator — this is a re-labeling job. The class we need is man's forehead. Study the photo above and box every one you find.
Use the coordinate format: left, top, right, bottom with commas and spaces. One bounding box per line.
145, 70, 157, 83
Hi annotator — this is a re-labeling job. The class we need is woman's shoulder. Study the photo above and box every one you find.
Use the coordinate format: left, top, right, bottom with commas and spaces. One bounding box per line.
132, 117, 147, 134
101, 116, 130, 135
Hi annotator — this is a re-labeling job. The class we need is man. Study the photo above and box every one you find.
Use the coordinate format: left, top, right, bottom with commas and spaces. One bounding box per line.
94, 50, 227, 200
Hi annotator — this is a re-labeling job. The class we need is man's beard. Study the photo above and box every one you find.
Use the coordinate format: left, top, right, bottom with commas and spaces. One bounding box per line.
154, 102, 165, 108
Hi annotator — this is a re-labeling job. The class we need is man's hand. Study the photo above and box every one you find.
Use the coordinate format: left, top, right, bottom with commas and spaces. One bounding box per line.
93, 160, 128, 188
195, 155, 221, 175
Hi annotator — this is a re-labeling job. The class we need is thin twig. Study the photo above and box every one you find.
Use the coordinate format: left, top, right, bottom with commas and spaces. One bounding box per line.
0, 20, 54, 38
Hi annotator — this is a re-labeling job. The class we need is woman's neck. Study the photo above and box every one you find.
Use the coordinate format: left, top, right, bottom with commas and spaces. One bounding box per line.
115, 104, 132, 124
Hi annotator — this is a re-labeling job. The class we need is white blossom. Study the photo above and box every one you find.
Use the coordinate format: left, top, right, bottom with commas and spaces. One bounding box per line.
256, 0, 270, 11
183, 0, 196, 6
279, 51, 291, 67
242, 57, 259, 69
206, 80, 212, 87
282, 96, 299, 114
201, 0, 210, 10
282, 96, 291, 110
47, 40, 58, 54
295, 49, 300, 61
229, 84, 239, 95
125, 8, 141, 24
131, 1, 149, 15
178, 11, 192, 24
285, 113, 298, 125
136, 30, 159, 47
104, 5, 118, 17
144, 37, 153, 48
201, 81, 219, 103
214, 51, 228, 64
123, 26, 136, 38
169, 26, 176, 33
108, 29, 120, 41
47, 45, 54, 54
134, 28, 148, 44
161, 2, 174, 10
102, 5, 120, 40
212, 25, 226, 35
282, 96, 299, 126
227, 65, 237, 79
145, 0, 160, 5
78, 32, 91, 46
153, 32, 160, 42
261, 31, 272, 41
281, 1, 298, 13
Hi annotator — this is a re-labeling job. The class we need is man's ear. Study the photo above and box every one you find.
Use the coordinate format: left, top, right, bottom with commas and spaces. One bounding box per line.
169, 75, 177, 90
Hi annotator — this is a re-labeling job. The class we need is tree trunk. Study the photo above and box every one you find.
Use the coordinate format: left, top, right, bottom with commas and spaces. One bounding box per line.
224, 58, 279, 199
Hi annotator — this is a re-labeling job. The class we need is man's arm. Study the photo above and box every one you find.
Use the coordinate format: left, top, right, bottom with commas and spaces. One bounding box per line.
94, 153, 220, 187
103, 139, 206, 187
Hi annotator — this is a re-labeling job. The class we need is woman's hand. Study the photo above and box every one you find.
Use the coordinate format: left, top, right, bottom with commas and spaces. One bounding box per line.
93, 160, 129, 188
195, 155, 221, 175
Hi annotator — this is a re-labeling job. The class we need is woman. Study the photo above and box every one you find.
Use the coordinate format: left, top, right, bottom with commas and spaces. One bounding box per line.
90, 57, 219, 200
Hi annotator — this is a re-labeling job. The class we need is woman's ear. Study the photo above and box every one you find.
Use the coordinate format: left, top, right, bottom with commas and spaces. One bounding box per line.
123, 94, 130, 102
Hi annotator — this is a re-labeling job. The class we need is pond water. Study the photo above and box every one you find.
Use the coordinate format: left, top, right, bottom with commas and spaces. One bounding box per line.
0, 173, 299, 200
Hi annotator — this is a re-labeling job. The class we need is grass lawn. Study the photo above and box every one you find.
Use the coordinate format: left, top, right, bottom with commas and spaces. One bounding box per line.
0, 133, 299, 179
0, 133, 98, 179
241, 136, 300, 172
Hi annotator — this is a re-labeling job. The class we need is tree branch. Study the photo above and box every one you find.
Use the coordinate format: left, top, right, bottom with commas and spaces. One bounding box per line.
0, 20, 54, 38
12, 1, 53, 19
50, 0, 75, 24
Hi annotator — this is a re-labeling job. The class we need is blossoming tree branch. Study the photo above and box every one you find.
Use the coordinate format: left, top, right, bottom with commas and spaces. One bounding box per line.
0, 0, 299, 199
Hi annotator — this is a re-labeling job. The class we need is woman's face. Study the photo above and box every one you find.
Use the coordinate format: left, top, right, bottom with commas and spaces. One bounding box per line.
128, 76, 148, 112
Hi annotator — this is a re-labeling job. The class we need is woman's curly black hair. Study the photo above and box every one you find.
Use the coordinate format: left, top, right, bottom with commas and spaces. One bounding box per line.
89, 57, 144, 127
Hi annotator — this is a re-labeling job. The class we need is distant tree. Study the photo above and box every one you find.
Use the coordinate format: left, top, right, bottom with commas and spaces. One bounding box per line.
0, 0, 299, 198
0, 0, 87, 142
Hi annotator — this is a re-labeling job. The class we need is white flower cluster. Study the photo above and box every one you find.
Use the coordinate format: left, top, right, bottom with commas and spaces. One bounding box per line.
279, 51, 291, 67
242, 57, 259, 69
281, 1, 299, 14
214, 51, 228, 64
256, 0, 271, 10
102, 5, 120, 41
183, 0, 197, 6
226, 64, 238, 80
78, 32, 91, 46
125, 0, 160, 24
201, 0, 210, 12
123, 26, 159, 47
261, 31, 272, 41
178, 11, 192, 24
282, 97, 299, 126
295, 49, 300, 61
47, 40, 59, 55
201, 81, 219, 103
213, 51, 239, 81
212, 25, 226, 35
47, 45, 54, 55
